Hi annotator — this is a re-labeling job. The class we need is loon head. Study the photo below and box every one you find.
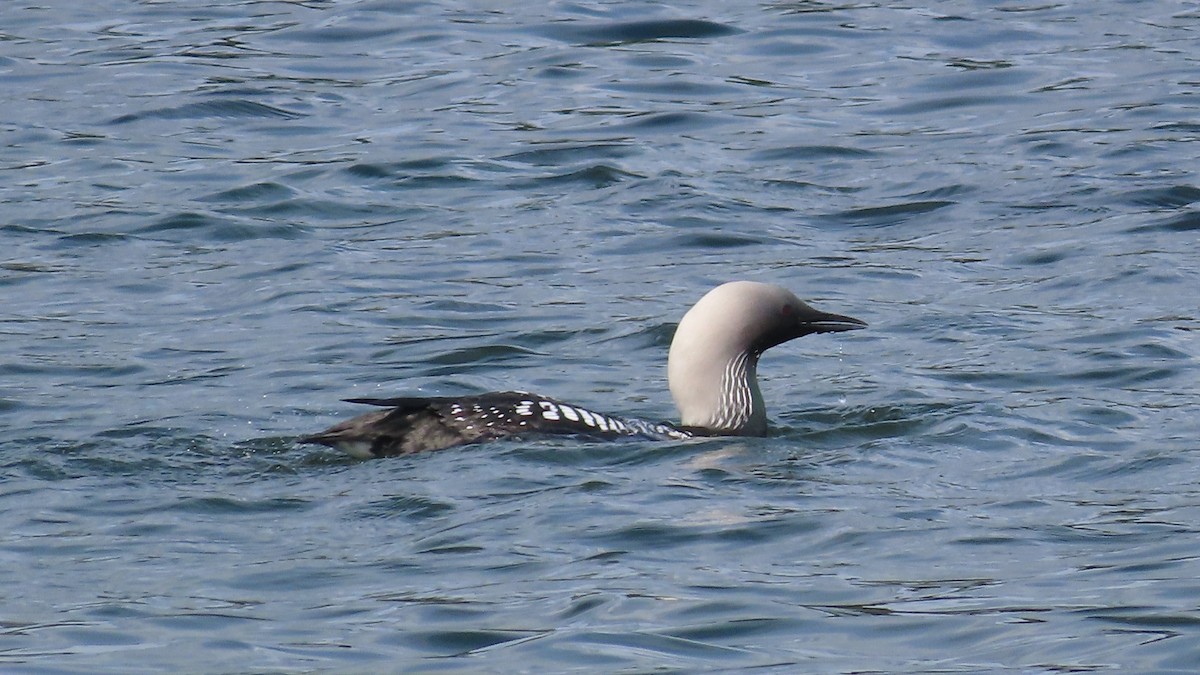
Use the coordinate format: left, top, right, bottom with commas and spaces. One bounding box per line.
667, 280, 866, 435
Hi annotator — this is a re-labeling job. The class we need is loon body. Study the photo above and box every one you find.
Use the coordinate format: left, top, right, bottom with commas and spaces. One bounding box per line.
301, 281, 865, 458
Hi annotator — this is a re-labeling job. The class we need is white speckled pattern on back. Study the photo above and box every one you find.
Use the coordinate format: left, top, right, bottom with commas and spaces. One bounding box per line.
431, 393, 691, 442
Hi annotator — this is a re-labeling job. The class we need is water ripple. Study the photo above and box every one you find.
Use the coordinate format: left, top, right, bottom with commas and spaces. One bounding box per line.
4, 0, 1200, 672
818, 200, 956, 227
109, 99, 304, 125
543, 19, 740, 46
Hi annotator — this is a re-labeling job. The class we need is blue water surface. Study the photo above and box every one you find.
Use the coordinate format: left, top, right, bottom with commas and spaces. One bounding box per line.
2, 1, 1199, 672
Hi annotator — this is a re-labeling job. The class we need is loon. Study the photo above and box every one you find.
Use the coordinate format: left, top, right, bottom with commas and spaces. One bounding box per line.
300, 281, 865, 458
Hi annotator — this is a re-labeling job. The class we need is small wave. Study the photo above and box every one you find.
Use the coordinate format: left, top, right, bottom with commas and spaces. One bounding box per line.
109, 99, 304, 125
544, 19, 740, 45
1127, 210, 1200, 233
818, 200, 955, 227
510, 164, 642, 189
136, 211, 306, 242
197, 182, 297, 204
1122, 185, 1200, 209
344, 157, 458, 179
500, 143, 634, 166
352, 494, 456, 521
665, 231, 767, 249
426, 344, 545, 368
618, 111, 712, 131
754, 145, 877, 161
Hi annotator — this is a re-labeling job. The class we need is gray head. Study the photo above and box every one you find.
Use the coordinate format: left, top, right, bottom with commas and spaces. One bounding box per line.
667, 281, 865, 435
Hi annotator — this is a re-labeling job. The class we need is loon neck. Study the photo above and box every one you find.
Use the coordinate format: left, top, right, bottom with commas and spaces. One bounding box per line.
671, 348, 768, 435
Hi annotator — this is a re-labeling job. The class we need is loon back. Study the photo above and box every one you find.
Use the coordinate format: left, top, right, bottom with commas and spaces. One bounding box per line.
299, 392, 691, 459
300, 281, 865, 458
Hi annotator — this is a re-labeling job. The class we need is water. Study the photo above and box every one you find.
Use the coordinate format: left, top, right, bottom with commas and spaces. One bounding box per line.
3, 0, 1199, 671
